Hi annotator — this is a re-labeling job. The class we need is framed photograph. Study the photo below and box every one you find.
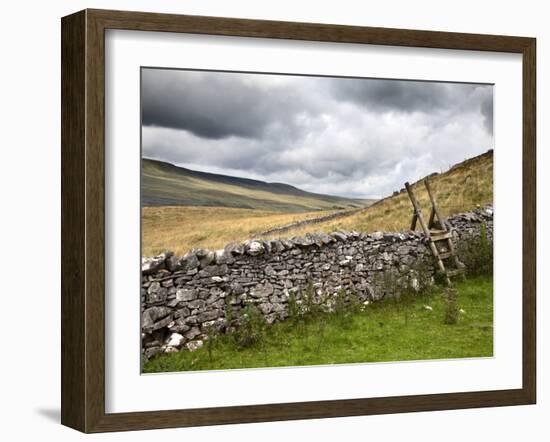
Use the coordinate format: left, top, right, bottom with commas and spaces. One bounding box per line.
61, 9, 536, 433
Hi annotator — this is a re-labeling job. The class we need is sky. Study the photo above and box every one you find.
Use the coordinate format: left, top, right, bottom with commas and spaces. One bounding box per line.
141, 68, 493, 199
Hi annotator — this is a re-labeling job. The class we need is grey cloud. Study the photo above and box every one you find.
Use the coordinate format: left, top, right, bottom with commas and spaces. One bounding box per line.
331, 78, 475, 111
142, 69, 319, 140
480, 89, 494, 133
331, 79, 455, 112
330, 79, 493, 135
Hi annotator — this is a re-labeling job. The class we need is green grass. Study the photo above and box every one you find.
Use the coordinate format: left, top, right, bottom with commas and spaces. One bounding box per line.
143, 276, 493, 373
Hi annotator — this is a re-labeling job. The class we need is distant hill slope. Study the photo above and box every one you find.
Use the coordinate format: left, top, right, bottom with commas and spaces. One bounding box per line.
142, 158, 374, 212
261, 149, 494, 237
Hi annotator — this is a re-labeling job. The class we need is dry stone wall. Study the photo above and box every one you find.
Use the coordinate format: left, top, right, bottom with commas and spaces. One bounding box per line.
141, 206, 493, 360
254, 206, 366, 237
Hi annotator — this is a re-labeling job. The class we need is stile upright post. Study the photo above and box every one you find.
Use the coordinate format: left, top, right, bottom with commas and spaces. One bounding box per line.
405, 182, 450, 285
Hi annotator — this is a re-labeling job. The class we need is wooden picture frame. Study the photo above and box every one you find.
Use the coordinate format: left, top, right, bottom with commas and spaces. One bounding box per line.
61, 8, 536, 433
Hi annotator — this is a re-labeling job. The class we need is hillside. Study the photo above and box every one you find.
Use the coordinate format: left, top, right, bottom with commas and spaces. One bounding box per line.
262, 150, 494, 238
142, 158, 373, 212
141, 151, 492, 256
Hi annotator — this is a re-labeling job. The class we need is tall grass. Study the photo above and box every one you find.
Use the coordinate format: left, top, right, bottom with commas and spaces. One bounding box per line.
142, 206, 339, 256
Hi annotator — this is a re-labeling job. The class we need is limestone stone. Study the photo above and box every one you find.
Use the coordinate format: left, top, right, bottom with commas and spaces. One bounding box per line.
199, 250, 216, 268
166, 332, 185, 347
199, 264, 228, 278
142, 306, 172, 331
246, 240, 265, 256
198, 309, 222, 323
250, 282, 274, 298
167, 318, 191, 334
185, 327, 201, 340
176, 288, 197, 302
215, 249, 235, 265
331, 231, 347, 241
188, 299, 206, 310
225, 242, 245, 255
142, 251, 171, 275
186, 340, 204, 352
165, 254, 183, 272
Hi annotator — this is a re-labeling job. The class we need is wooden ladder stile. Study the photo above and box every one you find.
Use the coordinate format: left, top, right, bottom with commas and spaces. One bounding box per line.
405, 179, 465, 286
424, 179, 465, 272
405, 181, 450, 286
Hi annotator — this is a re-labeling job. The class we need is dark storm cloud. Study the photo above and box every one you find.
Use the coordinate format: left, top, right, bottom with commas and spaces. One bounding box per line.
141, 69, 317, 140
142, 69, 493, 199
480, 90, 494, 133
330, 79, 494, 135
330, 79, 462, 112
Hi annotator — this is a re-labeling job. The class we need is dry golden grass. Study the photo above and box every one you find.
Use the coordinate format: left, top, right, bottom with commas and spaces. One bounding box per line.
142, 151, 492, 256
266, 151, 493, 239
142, 206, 338, 256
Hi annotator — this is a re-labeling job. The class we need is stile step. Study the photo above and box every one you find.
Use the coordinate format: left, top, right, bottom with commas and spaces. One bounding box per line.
446, 268, 465, 277
430, 232, 451, 241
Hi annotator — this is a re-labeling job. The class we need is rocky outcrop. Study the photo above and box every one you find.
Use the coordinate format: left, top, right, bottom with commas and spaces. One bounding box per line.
141, 206, 493, 359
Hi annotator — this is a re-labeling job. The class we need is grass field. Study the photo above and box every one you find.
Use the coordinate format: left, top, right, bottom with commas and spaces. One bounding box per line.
143, 276, 493, 373
142, 151, 493, 256
142, 206, 340, 256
